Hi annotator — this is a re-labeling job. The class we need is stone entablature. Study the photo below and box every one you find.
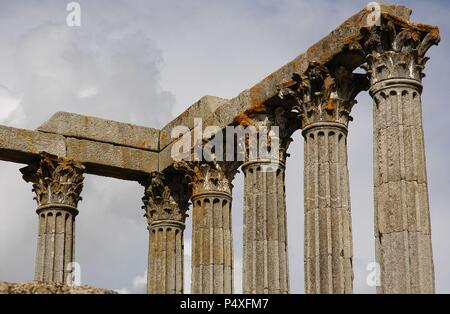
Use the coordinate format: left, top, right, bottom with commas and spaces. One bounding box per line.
0, 4, 430, 176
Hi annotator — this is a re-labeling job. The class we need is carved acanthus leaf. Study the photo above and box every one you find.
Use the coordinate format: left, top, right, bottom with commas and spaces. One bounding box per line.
351, 14, 440, 82
20, 152, 85, 208
278, 62, 368, 127
173, 161, 233, 195
141, 172, 190, 225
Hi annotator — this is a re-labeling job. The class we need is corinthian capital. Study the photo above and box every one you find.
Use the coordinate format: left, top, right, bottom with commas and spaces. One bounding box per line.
278, 62, 368, 128
141, 172, 190, 225
173, 161, 236, 196
351, 14, 440, 83
239, 108, 297, 163
20, 152, 85, 208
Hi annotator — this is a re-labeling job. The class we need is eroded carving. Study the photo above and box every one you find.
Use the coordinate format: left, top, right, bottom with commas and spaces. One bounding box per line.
173, 161, 237, 195
20, 152, 85, 208
350, 14, 440, 83
279, 62, 368, 128
141, 172, 190, 225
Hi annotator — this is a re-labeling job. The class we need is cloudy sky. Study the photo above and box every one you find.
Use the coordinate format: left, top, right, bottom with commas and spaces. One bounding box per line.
0, 0, 449, 294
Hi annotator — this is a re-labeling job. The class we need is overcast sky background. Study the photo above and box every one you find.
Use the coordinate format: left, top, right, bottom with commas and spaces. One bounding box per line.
0, 0, 449, 294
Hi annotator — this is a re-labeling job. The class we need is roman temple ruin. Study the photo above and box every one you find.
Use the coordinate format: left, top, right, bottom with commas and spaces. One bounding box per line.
0, 3, 440, 294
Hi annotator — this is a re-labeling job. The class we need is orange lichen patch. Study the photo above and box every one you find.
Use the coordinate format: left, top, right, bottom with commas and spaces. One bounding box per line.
231, 84, 272, 127
138, 139, 150, 150
306, 45, 319, 57
341, 12, 440, 51
251, 103, 268, 113
382, 13, 438, 33
248, 85, 268, 110
292, 58, 304, 73
160, 131, 169, 143
335, 9, 366, 30
233, 101, 268, 127
325, 99, 335, 112
233, 112, 252, 127
231, 9, 441, 132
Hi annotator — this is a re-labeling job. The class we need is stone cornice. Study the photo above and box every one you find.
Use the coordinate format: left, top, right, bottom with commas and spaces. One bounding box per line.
0, 4, 439, 176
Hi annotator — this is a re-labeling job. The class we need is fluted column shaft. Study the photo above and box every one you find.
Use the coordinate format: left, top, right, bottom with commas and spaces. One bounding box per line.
191, 191, 233, 294
142, 172, 189, 294
172, 161, 236, 294
242, 159, 289, 294
370, 80, 434, 293
35, 205, 78, 283
358, 18, 440, 293
20, 152, 84, 285
147, 221, 185, 294
303, 123, 353, 294
279, 62, 367, 294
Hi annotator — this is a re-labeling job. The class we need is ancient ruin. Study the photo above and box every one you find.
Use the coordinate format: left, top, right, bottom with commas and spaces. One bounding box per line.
0, 3, 440, 294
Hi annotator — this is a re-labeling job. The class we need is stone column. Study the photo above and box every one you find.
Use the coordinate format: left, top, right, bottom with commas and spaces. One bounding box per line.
141, 172, 190, 294
175, 161, 236, 294
20, 152, 85, 284
240, 108, 296, 294
280, 62, 367, 293
359, 20, 440, 293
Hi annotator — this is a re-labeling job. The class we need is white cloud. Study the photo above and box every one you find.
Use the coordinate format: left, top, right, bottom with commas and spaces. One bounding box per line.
0, 86, 21, 122
76, 86, 98, 98
116, 271, 147, 294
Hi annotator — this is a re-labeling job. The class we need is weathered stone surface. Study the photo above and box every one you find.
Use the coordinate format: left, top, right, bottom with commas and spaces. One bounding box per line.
0, 282, 117, 294
0, 126, 66, 163
159, 142, 176, 172
0, 126, 158, 181
141, 173, 189, 294
160, 96, 228, 150
20, 152, 85, 208
38, 111, 159, 152
157, 4, 413, 173
243, 161, 289, 294
191, 192, 233, 294
66, 137, 158, 180
289, 56, 362, 294
371, 84, 435, 293
303, 124, 353, 294
0, 3, 439, 296
20, 153, 85, 285
365, 14, 438, 293
234, 3, 410, 113
147, 224, 185, 294
177, 162, 235, 294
